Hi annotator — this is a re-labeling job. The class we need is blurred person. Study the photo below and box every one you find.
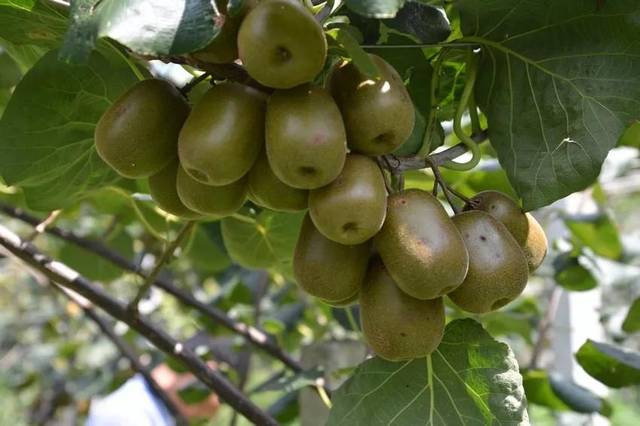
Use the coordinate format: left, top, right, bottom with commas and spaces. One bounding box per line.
86, 363, 219, 426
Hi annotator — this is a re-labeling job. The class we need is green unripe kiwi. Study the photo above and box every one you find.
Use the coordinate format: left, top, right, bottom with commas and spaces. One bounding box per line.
247, 150, 308, 212
237, 0, 327, 89
329, 54, 415, 156
448, 210, 530, 314
266, 84, 347, 189
148, 160, 202, 220
95, 79, 189, 179
293, 215, 369, 304
309, 155, 387, 245
191, 0, 255, 64
178, 82, 266, 186
465, 190, 548, 271
360, 258, 445, 361
374, 189, 469, 300
176, 165, 247, 216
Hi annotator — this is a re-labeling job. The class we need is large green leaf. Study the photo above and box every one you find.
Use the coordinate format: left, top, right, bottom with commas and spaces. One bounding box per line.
0, 40, 47, 73
622, 298, 640, 334
0, 48, 21, 88
60, 0, 223, 63
564, 213, 623, 260
184, 225, 231, 273
221, 211, 304, 271
58, 227, 134, 282
523, 370, 608, 415
619, 120, 640, 148
575, 340, 640, 388
327, 319, 528, 425
455, 0, 640, 210
0, 0, 68, 47
553, 254, 598, 292
0, 45, 140, 210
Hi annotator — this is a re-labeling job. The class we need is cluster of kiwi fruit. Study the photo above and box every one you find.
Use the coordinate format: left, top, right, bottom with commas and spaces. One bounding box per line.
93, 0, 548, 362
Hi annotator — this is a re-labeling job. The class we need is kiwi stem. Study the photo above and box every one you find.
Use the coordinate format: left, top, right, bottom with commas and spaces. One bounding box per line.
180, 72, 211, 95
417, 48, 448, 158
529, 286, 563, 369
442, 50, 481, 171
445, 185, 473, 204
426, 158, 460, 214
316, 383, 333, 409
25, 209, 62, 242
231, 213, 258, 225
376, 158, 394, 195
127, 221, 196, 314
468, 89, 483, 135
345, 307, 361, 335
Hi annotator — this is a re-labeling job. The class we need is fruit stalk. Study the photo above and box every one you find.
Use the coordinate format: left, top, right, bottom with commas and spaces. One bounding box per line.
443, 50, 481, 171
127, 221, 196, 314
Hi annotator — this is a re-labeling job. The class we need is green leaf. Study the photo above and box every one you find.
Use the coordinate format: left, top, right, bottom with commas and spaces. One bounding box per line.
456, 0, 640, 210
522, 370, 570, 411
384, 1, 451, 44
618, 120, 640, 148
60, 0, 221, 63
268, 392, 299, 424
564, 213, 623, 260
553, 254, 598, 292
0, 48, 21, 88
622, 298, 640, 334
575, 340, 640, 388
464, 162, 518, 199
221, 211, 304, 270
177, 381, 212, 404
0, 88, 10, 115
58, 228, 134, 282
0, 39, 47, 73
346, 0, 406, 18
327, 319, 528, 425
326, 26, 380, 78
0, 45, 140, 211
0, 0, 68, 48
184, 225, 231, 273
547, 374, 609, 416
254, 367, 323, 394
483, 310, 533, 344
523, 370, 606, 414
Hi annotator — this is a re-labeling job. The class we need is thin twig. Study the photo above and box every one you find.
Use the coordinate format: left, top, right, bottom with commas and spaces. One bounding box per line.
0, 224, 278, 426
50, 283, 188, 426
529, 285, 563, 370
0, 203, 303, 372
128, 222, 195, 313
445, 185, 473, 205
391, 130, 489, 172
375, 158, 394, 195
25, 210, 62, 242
180, 72, 211, 96
426, 158, 460, 214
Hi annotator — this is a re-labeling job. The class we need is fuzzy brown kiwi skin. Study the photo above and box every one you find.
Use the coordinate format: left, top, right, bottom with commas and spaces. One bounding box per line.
373, 189, 469, 300
447, 210, 530, 314
464, 190, 548, 271
360, 257, 445, 361
293, 215, 369, 303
